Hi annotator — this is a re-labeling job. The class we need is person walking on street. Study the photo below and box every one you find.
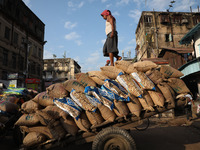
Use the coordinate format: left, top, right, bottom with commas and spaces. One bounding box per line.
101, 9, 121, 66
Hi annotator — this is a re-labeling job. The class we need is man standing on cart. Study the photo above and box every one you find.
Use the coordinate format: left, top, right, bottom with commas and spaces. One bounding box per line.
101, 10, 121, 66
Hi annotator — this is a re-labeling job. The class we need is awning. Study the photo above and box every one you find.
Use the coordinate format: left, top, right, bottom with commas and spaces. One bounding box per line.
179, 23, 200, 45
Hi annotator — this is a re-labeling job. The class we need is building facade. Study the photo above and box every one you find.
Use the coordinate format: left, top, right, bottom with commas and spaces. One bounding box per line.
43, 58, 81, 89
0, 0, 45, 89
135, 11, 199, 61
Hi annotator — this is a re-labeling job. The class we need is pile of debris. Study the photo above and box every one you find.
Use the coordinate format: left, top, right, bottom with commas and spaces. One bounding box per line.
16, 60, 192, 148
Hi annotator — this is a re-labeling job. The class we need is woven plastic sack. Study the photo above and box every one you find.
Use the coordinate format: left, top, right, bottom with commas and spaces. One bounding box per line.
98, 104, 116, 122
60, 116, 79, 136
46, 83, 68, 98
63, 79, 85, 92
21, 100, 42, 113
42, 105, 68, 120
116, 72, 143, 98
74, 111, 91, 131
85, 110, 104, 126
114, 60, 132, 73
131, 71, 155, 90
145, 69, 163, 84
84, 86, 114, 110
100, 66, 124, 79
87, 71, 109, 85
70, 89, 98, 112
102, 79, 130, 101
23, 132, 46, 147
126, 95, 142, 117
139, 90, 155, 111
15, 113, 40, 126
131, 61, 157, 72
147, 88, 165, 107
75, 73, 96, 87
36, 110, 55, 126
32, 91, 54, 107
167, 78, 190, 94
53, 97, 82, 120
160, 65, 184, 78
113, 100, 130, 117
157, 82, 175, 107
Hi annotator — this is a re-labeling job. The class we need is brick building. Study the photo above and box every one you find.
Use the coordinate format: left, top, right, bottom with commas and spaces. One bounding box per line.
0, 0, 45, 89
43, 58, 81, 89
135, 11, 199, 65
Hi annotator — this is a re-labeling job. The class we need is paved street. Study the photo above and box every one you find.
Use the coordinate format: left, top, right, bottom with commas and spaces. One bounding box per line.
1, 117, 200, 150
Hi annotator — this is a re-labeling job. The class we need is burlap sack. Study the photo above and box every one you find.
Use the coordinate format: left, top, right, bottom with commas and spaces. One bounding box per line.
32, 92, 54, 107
46, 83, 68, 98
74, 111, 91, 131
85, 110, 104, 126
42, 105, 68, 120
36, 110, 55, 126
20, 126, 53, 139
15, 113, 40, 126
145, 69, 163, 84
70, 90, 97, 112
116, 74, 143, 98
48, 121, 66, 140
131, 71, 155, 90
167, 78, 190, 94
0, 99, 18, 113
98, 104, 116, 122
148, 88, 165, 107
160, 65, 184, 79
23, 132, 46, 147
126, 95, 142, 117
139, 90, 155, 111
60, 116, 79, 136
114, 60, 132, 73
63, 79, 85, 92
128, 61, 157, 73
100, 66, 124, 79
157, 82, 175, 107
21, 100, 42, 113
75, 73, 96, 87
87, 71, 109, 85
113, 100, 129, 117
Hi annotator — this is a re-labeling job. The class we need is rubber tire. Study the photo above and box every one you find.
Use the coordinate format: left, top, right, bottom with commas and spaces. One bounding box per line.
92, 127, 137, 150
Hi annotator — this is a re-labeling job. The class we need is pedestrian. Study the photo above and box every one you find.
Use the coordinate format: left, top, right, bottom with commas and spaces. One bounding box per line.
101, 9, 121, 66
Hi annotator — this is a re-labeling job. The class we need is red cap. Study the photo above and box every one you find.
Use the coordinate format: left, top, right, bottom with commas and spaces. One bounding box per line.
106, 60, 110, 63
101, 10, 110, 16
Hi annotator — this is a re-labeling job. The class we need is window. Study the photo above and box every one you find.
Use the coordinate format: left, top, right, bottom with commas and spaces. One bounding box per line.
144, 15, 152, 23
19, 56, 24, 71
173, 15, 181, 23
13, 32, 18, 45
2, 71, 7, 80
33, 45, 37, 56
38, 48, 42, 58
165, 34, 173, 42
37, 64, 41, 76
4, 26, 10, 40
193, 15, 200, 25
12, 52, 16, 69
160, 14, 170, 23
32, 62, 36, 74
3, 49, 8, 66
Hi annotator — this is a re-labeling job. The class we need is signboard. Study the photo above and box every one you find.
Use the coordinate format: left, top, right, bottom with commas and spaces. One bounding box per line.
9, 80, 17, 88
25, 78, 40, 84
8, 73, 24, 80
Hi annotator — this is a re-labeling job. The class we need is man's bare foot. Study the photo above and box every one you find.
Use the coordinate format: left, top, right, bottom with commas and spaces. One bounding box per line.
105, 60, 110, 66
117, 56, 122, 61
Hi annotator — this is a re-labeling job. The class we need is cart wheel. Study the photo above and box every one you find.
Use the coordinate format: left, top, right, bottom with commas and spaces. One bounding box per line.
135, 118, 150, 131
92, 127, 137, 150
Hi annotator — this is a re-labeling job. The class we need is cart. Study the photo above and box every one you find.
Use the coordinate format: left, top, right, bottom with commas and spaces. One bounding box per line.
20, 101, 177, 150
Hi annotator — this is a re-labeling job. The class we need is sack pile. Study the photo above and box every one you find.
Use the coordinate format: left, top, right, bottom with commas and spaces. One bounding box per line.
16, 60, 191, 148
